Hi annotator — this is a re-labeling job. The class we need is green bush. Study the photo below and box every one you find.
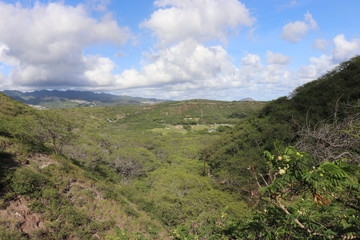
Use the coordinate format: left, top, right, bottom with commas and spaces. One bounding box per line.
11, 168, 48, 196
0, 227, 27, 240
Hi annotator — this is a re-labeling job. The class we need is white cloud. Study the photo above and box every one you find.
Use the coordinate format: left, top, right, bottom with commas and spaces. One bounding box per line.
85, 34, 360, 100
122, 0, 257, 99
332, 34, 360, 62
298, 34, 360, 83
241, 54, 261, 68
266, 51, 291, 65
85, 0, 110, 12
141, 0, 255, 45
0, 2, 131, 88
124, 33, 359, 100
241, 53, 292, 85
281, 12, 318, 43
0, 42, 19, 66
1, 2, 358, 101
84, 56, 116, 86
298, 55, 335, 82
313, 38, 329, 52
0, 72, 5, 88
114, 39, 240, 90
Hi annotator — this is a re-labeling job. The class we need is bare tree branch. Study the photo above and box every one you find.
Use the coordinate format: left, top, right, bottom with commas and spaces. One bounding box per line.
295, 114, 360, 165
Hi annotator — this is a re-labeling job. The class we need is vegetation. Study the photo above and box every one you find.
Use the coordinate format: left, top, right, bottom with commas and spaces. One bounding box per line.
233, 146, 359, 239
0, 56, 359, 239
203, 56, 360, 195
0, 91, 261, 238
200, 56, 360, 238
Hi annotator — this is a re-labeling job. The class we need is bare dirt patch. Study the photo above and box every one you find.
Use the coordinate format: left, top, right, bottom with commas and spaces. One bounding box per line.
0, 196, 45, 236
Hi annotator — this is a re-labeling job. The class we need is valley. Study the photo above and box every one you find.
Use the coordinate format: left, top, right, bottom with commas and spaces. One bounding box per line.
0, 56, 359, 239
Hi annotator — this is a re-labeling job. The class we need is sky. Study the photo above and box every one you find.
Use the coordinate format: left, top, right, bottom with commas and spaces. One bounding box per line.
0, 0, 359, 101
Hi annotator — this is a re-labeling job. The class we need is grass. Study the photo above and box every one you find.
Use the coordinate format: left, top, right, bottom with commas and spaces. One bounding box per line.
149, 124, 234, 135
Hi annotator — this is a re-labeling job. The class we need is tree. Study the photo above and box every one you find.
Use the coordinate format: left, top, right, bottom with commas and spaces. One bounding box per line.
296, 114, 360, 165
33, 111, 75, 155
12, 110, 75, 155
231, 146, 360, 239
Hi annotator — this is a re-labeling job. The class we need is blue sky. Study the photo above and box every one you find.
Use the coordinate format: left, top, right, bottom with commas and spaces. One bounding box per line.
0, 0, 359, 100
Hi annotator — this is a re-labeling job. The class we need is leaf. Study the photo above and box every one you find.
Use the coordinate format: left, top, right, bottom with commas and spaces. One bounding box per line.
320, 162, 348, 179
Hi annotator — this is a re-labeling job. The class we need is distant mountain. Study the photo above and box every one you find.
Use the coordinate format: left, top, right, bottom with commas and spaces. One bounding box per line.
240, 97, 256, 101
1, 90, 167, 109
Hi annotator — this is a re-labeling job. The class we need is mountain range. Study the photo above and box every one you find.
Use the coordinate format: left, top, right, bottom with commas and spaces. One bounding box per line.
1, 90, 257, 109
1, 90, 167, 109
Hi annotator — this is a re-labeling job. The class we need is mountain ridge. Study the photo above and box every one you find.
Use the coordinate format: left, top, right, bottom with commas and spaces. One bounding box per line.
1, 89, 168, 109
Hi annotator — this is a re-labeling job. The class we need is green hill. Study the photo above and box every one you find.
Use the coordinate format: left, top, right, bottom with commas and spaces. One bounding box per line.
204, 56, 360, 192
115, 99, 266, 128
0, 93, 261, 239
201, 56, 360, 239
0, 56, 359, 239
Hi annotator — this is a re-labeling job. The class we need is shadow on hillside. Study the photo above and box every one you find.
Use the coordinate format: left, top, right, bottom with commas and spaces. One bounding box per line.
0, 151, 19, 195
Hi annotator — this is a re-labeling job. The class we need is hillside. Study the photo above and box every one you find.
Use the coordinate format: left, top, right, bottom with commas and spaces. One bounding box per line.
204, 56, 360, 192
202, 56, 360, 238
1, 90, 167, 109
115, 99, 266, 128
0, 93, 261, 239
0, 56, 359, 239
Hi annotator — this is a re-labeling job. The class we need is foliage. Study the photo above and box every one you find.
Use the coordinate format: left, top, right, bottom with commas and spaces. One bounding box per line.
107, 227, 148, 240
111, 147, 159, 179
2, 107, 75, 154
0, 227, 27, 240
11, 168, 48, 196
29, 110, 76, 154
231, 146, 360, 239
115, 99, 265, 126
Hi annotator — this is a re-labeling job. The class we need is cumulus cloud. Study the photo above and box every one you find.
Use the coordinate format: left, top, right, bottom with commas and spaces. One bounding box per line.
0, 42, 19, 66
332, 34, 360, 62
114, 39, 240, 90
313, 39, 329, 52
141, 0, 255, 45
241, 54, 261, 68
109, 49, 301, 100
281, 12, 318, 43
298, 34, 360, 83
266, 51, 291, 65
1, 1, 358, 101
84, 56, 116, 86
0, 2, 130, 89
298, 55, 334, 81
112, 0, 256, 98
88, 34, 359, 101
240, 53, 292, 84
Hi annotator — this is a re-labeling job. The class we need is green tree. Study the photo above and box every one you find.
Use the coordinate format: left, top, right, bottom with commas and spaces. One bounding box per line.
34, 111, 75, 154
12, 110, 75, 154
231, 147, 359, 239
